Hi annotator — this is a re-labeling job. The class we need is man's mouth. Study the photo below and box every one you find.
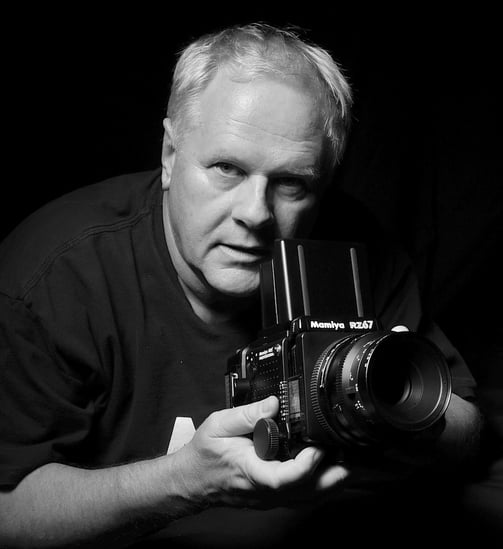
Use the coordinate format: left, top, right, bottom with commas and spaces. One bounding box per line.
219, 243, 271, 262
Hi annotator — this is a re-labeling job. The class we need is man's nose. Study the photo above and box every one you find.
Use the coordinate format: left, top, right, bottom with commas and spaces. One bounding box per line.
231, 177, 274, 230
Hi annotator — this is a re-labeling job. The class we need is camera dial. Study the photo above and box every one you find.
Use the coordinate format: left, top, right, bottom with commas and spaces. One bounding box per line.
253, 418, 280, 460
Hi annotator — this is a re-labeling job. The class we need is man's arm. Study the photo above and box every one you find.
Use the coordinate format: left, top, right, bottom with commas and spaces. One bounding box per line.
434, 393, 482, 463
0, 457, 189, 549
0, 397, 348, 548
383, 393, 482, 469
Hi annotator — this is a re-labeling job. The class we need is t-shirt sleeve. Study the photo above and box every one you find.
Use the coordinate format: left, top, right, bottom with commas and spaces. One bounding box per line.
0, 293, 97, 488
368, 241, 476, 401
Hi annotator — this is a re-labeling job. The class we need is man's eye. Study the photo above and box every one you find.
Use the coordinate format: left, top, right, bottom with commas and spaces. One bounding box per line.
274, 177, 308, 197
214, 162, 243, 177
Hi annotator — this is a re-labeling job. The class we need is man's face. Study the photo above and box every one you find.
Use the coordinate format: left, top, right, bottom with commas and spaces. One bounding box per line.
162, 70, 327, 302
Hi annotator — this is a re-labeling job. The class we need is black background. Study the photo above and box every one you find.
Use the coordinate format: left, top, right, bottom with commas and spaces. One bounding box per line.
3, 5, 502, 526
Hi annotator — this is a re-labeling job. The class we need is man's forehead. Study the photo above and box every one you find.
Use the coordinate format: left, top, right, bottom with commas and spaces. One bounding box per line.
197, 69, 323, 135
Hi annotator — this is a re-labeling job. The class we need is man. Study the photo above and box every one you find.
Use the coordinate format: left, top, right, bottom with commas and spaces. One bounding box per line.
0, 24, 480, 547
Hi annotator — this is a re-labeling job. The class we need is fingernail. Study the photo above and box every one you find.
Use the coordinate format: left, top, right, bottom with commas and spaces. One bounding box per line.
308, 446, 324, 465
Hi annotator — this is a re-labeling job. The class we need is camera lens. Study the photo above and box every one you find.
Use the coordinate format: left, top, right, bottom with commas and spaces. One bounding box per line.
311, 331, 452, 447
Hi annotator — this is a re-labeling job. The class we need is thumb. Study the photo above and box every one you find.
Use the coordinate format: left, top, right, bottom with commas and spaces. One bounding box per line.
211, 396, 279, 438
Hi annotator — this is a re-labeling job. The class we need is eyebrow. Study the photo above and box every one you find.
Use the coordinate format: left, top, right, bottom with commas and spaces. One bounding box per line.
275, 165, 320, 180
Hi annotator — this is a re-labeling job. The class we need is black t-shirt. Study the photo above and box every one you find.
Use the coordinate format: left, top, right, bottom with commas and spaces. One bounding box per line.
0, 169, 476, 546
0, 169, 260, 484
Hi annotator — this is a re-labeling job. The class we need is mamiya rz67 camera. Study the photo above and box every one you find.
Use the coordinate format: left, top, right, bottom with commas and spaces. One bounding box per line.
225, 239, 451, 460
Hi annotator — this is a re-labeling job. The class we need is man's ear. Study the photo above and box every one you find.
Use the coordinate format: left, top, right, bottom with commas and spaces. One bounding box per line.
161, 118, 176, 190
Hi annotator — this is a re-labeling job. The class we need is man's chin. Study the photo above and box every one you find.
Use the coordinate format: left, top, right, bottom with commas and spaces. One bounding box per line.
206, 269, 261, 300
217, 283, 260, 300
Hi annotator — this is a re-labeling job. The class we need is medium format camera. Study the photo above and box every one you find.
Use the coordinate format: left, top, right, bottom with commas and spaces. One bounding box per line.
225, 239, 452, 460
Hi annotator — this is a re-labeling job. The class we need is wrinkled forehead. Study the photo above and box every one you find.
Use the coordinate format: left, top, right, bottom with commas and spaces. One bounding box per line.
172, 59, 329, 167
183, 69, 328, 179
203, 68, 322, 129
197, 64, 324, 128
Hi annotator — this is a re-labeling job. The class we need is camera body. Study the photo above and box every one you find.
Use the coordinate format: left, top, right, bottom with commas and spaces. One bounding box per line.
225, 239, 451, 460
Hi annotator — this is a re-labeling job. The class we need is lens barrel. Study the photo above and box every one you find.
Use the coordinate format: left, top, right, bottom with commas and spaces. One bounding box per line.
311, 331, 452, 447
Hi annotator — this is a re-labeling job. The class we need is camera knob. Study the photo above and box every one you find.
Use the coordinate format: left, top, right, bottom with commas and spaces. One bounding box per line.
253, 418, 280, 460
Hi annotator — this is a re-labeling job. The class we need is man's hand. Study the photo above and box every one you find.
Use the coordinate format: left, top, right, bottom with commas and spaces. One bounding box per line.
172, 396, 349, 508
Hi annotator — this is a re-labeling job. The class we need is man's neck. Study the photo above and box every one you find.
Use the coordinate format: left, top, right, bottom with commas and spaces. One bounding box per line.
177, 275, 256, 326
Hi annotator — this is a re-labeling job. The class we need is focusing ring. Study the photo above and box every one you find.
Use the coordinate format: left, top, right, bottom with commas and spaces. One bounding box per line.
310, 337, 354, 445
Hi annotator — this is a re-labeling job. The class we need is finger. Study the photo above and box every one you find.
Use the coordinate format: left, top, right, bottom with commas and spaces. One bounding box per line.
252, 446, 325, 488
209, 396, 279, 438
315, 464, 350, 491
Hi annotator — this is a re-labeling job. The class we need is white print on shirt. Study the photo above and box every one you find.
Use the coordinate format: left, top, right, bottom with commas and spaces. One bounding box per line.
167, 417, 196, 454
